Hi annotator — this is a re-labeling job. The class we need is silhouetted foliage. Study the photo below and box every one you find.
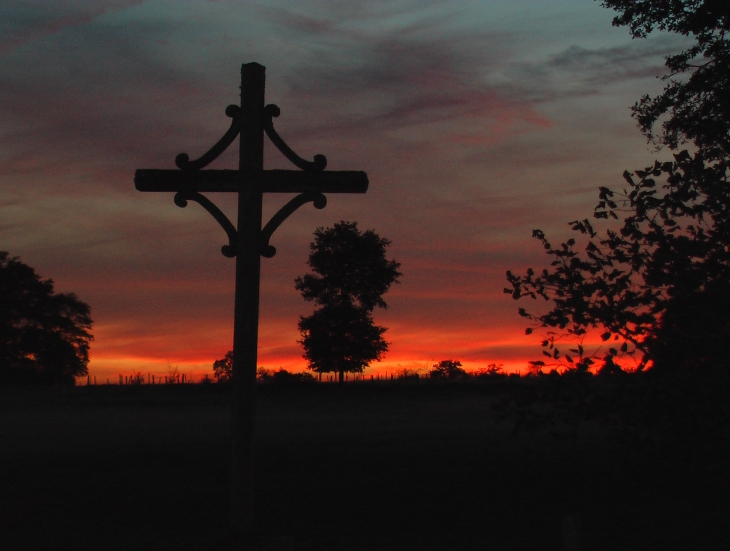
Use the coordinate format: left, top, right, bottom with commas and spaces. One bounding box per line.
212, 357, 316, 384
508, 147, 730, 373
429, 360, 466, 379
212, 351, 232, 382
508, 2, 730, 373
298, 300, 388, 383
474, 363, 506, 378
296, 221, 401, 383
295, 221, 402, 311
0, 252, 93, 385
490, 366, 730, 475
257, 368, 317, 385
647, 280, 730, 374
393, 365, 425, 380
600, 0, 730, 159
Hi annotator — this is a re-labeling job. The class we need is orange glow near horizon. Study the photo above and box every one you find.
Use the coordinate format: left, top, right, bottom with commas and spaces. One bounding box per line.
86, 319, 545, 381
86, 318, 630, 382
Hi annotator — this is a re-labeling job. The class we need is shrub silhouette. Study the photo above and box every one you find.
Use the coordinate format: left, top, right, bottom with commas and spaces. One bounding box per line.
428, 360, 466, 380
256, 368, 316, 385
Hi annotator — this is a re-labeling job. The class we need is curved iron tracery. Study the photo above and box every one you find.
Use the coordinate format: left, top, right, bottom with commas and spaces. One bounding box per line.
174, 191, 238, 257
263, 104, 327, 172
168, 101, 336, 260
175, 105, 242, 171
259, 192, 327, 258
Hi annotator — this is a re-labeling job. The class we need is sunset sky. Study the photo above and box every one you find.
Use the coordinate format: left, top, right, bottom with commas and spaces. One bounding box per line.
1, 1, 688, 380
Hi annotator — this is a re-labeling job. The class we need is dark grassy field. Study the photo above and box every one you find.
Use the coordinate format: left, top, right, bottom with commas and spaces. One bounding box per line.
1, 381, 727, 550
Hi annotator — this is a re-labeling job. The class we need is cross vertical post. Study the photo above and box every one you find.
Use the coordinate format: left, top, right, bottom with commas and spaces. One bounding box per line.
230, 62, 265, 541
134, 61, 368, 548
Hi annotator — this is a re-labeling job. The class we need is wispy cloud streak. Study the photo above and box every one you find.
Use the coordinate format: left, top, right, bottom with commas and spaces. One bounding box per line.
0, 0, 146, 57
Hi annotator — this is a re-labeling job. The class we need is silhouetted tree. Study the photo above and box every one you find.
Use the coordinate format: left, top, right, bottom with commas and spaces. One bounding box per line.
296, 221, 401, 383
428, 360, 466, 379
0, 252, 93, 385
212, 351, 233, 382
507, 1, 730, 373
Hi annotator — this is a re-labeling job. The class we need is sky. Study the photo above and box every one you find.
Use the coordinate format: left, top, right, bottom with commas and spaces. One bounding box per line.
0, 0, 687, 380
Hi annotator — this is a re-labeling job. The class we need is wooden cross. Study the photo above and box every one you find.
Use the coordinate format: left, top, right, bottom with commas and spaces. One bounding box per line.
134, 62, 368, 544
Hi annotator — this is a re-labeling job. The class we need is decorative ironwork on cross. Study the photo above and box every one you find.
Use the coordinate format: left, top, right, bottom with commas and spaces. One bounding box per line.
134, 62, 368, 544
135, 76, 368, 258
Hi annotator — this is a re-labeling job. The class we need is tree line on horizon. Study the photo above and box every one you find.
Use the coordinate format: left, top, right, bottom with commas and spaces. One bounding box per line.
210, 359, 510, 384
76, 360, 505, 386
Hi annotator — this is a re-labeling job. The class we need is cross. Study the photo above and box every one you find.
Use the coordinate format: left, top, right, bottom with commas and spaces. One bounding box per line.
134, 62, 368, 544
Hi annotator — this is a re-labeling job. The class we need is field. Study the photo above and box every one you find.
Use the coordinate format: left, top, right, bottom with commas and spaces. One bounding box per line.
0, 381, 727, 550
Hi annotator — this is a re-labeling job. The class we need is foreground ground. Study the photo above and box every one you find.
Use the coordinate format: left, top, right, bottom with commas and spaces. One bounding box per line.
0, 381, 727, 550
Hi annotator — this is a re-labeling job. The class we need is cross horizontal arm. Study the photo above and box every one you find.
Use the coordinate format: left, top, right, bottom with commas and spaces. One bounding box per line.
135, 169, 368, 194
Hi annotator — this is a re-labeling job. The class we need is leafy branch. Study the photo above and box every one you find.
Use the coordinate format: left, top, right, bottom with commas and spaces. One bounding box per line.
507, 151, 730, 371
